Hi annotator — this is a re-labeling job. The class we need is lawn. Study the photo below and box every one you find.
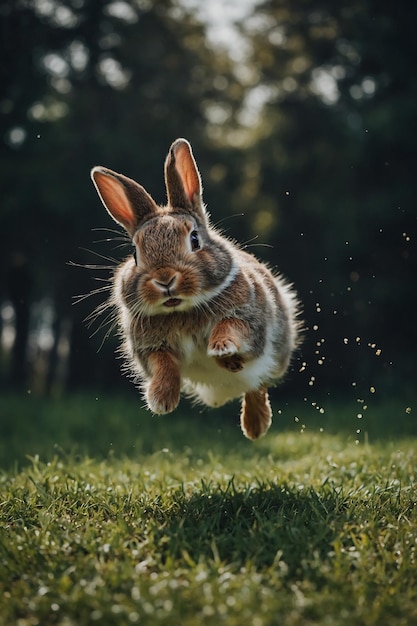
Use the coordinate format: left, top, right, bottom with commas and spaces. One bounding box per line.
0, 392, 416, 625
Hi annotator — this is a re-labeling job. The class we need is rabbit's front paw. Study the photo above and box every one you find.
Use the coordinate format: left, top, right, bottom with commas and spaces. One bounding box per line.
145, 351, 181, 414
208, 339, 244, 372
215, 354, 244, 372
207, 338, 238, 358
207, 338, 244, 372
146, 381, 180, 414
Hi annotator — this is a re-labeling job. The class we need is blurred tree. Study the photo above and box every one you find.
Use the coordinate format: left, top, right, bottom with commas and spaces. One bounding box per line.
0, 0, 415, 399
0, 0, 244, 392
237, 0, 417, 395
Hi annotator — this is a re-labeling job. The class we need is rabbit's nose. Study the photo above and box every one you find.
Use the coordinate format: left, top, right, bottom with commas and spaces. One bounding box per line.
152, 274, 178, 293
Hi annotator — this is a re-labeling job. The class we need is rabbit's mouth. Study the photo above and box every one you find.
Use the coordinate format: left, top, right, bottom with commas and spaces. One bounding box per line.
163, 298, 182, 308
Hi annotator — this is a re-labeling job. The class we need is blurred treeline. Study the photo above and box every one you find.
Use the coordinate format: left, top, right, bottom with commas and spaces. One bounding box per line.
0, 0, 415, 401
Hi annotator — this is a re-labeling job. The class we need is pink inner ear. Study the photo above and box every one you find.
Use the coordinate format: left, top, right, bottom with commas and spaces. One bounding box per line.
93, 170, 135, 232
175, 143, 200, 202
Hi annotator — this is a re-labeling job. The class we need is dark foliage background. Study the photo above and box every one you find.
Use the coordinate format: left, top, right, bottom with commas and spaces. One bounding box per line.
1, 0, 415, 406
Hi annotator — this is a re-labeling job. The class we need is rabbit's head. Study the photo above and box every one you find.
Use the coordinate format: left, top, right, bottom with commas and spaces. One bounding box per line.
91, 139, 235, 316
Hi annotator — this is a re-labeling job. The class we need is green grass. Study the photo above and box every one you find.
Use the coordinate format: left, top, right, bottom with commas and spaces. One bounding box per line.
1, 392, 417, 625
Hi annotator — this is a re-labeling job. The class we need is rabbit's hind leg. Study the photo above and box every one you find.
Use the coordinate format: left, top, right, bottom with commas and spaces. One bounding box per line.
240, 386, 272, 440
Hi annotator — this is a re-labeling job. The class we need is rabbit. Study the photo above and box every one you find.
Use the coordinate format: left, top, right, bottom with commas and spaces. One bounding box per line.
91, 138, 301, 440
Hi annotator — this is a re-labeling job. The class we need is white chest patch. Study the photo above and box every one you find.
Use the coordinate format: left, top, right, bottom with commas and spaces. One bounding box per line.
179, 335, 276, 408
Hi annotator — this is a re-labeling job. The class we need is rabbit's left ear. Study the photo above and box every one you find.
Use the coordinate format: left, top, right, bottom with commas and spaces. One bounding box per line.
164, 139, 206, 221
91, 166, 158, 237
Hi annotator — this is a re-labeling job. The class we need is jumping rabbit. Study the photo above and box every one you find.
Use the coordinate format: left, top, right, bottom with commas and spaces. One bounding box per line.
91, 138, 300, 439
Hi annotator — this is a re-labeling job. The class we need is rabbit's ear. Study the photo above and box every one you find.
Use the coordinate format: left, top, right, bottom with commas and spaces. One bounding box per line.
164, 139, 205, 219
91, 167, 157, 236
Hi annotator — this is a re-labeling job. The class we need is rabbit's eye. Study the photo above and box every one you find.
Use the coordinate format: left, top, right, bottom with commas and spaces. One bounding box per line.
190, 230, 200, 251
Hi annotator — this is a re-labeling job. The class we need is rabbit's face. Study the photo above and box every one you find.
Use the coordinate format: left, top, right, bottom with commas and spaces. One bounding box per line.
117, 213, 229, 317
134, 214, 201, 314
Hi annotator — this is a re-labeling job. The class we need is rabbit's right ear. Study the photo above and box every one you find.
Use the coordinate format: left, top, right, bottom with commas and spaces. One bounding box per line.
164, 139, 205, 222
91, 167, 157, 237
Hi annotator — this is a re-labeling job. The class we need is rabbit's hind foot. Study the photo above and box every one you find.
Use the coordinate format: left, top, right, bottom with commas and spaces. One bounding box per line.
240, 387, 272, 440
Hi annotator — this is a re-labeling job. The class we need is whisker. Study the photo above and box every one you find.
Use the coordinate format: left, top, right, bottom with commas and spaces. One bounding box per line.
70, 235, 125, 350
87, 308, 116, 336
241, 235, 259, 247
213, 213, 244, 229
72, 285, 111, 305
92, 236, 130, 245
78, 247, 120, 265
92, 276, 112, 283
91, 227, 127, 236
96, 321, 118, 352
68, 260, 115, 271
85, 300, 113, 325
111, 243, 133, 251
245, 242, 274, 250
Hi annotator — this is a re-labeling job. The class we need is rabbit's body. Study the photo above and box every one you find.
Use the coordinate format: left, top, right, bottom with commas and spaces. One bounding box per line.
115, 247, 297, 409
91, 139, 300, 439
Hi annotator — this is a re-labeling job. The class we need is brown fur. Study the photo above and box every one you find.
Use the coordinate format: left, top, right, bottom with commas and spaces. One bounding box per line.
240, 387, 272, 440
91, 138, 301, 440
208, 318, 251, 372
146, 351, 181, 414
